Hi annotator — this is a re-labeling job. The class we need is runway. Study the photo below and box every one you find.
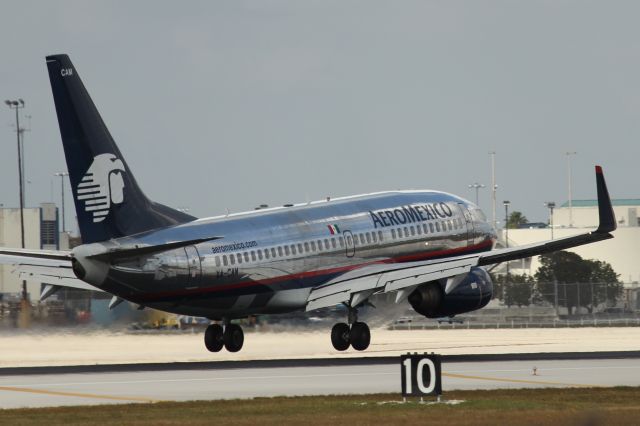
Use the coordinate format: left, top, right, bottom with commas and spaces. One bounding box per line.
1, 353, 639, 409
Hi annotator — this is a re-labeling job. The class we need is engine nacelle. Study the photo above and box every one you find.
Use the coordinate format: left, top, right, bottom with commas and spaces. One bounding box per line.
408, 267, 493, 318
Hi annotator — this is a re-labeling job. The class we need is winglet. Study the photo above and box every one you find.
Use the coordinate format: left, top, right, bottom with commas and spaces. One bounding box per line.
595, 165, 616, 233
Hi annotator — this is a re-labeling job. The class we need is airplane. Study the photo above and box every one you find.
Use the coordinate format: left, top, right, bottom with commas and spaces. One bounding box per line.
0, 54, 616, 353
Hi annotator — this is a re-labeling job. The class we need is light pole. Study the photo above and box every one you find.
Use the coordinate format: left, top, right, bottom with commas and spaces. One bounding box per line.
468, 182, 485, 206
503, 200, 511, 245
5, 99, 26, 300
489, 151, 497, 230
566, 151, 577, 227
54, 172, 69, 233
503, 200, 510, 302
20, 114, 31, 205
544, 201, 556, 240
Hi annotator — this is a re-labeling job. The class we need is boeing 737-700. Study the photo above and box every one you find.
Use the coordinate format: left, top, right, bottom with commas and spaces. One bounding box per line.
0, 55, 617, 353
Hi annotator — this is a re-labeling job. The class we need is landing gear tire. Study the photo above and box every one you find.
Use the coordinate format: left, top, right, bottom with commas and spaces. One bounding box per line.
224, 324, 244, 352
350, 322, 370, 351
331, 322, 351, 351
204, 324, 224, 352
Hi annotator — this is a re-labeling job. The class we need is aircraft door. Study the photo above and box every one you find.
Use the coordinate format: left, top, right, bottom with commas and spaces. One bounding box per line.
457, 203, 475, 246
343, 230, 356, 258
184, 245, 202, 286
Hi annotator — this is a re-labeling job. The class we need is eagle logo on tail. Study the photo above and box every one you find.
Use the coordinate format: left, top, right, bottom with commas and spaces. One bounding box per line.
76, 154, 126, 223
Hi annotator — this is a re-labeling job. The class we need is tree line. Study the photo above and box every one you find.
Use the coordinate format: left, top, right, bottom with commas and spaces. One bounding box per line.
491, 251, 623, 314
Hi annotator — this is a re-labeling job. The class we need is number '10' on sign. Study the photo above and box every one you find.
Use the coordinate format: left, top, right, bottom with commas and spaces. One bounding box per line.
400, 354, 442, 397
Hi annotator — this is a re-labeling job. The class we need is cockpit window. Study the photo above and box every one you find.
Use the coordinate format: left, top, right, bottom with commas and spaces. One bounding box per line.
471, 208, 487, 222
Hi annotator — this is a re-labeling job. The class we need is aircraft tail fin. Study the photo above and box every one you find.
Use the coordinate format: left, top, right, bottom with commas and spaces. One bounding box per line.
45, 54, 195, 244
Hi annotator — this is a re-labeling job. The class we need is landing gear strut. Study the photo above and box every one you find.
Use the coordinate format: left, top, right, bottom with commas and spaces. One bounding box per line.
204, 321, 244, 353
330, 306, 370, 351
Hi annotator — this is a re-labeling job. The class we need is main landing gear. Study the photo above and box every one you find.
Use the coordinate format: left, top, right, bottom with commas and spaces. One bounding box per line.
204, 321, 244, 353
331, 307, 370, 351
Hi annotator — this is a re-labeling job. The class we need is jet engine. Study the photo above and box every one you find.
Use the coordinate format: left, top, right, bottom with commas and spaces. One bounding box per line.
407, 267, 493, 318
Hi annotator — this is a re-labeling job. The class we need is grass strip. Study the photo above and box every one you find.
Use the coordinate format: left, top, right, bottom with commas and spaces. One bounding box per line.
2, 387, 640, 425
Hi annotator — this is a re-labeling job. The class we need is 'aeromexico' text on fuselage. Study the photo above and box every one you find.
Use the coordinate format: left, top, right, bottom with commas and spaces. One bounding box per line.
369, 203, 454, 228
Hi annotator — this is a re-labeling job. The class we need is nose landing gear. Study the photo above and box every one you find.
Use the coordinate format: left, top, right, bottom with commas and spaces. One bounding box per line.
204, 321, 244, 353
330, 306, 370, 351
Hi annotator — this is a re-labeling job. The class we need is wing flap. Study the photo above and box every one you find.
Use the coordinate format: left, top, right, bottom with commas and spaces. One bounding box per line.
382, 257, 476, 293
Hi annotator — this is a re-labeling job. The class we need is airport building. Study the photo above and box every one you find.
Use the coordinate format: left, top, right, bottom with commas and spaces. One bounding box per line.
552, 199, 640, 229
506, 199, 640, 310
0, 203, 67, 301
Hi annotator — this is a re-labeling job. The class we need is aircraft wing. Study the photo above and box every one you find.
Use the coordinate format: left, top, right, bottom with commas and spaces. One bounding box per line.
306, 254, 480, 311
306, 165, 616, 312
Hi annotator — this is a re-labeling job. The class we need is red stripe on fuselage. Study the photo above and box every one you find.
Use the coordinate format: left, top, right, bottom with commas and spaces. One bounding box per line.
134, 239, 494, 303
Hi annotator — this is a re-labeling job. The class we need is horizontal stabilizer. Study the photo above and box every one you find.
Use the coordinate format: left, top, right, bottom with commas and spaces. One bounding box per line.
0, 248, 71, 262
14, 263, 104, 293
89, 236, 222, 259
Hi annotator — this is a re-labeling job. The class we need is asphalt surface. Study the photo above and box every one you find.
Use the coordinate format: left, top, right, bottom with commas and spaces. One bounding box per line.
1, 352, 639, 409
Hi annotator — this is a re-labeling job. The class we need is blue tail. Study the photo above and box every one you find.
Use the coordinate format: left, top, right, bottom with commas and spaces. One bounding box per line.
46, 54, 195, 243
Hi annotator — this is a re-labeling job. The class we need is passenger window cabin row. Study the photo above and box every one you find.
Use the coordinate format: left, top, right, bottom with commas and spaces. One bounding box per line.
391, 217, 464, 239
217, 236, 344, 267
214, 217, 466, 267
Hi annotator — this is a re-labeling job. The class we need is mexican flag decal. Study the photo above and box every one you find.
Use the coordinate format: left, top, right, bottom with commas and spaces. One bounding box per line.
327, 224, 341, 235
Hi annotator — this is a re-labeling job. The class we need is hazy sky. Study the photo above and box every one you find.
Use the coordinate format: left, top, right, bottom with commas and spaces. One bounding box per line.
1, 1, 639, 233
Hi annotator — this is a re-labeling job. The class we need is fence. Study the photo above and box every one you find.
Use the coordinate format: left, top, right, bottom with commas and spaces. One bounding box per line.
493, 281, 636, 314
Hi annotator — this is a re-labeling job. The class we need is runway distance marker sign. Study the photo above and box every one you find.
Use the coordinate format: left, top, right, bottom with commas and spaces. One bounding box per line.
400, 353, 442, 397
